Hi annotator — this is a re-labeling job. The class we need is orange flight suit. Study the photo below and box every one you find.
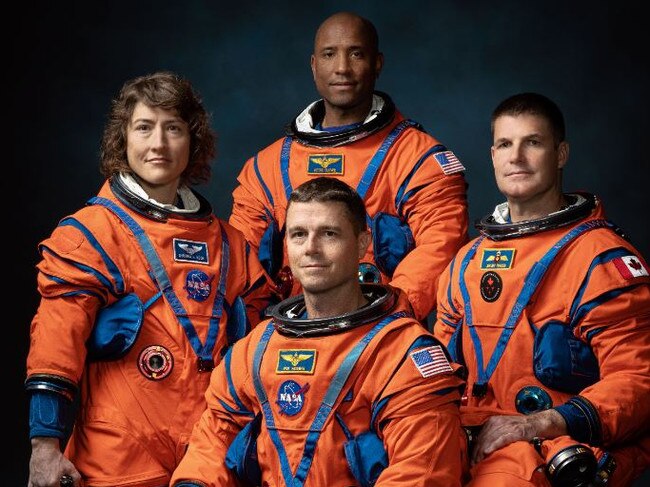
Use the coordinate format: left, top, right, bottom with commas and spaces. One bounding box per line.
435, 195, 650, 486
230, 93, 468, 320
171, 286, 466, 486
27, 178, 271, 486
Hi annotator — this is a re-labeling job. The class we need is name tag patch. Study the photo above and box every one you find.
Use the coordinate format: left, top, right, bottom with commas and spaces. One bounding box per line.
480, 248, 516, 270
307, 154, 344, 175
174, 238, 209, 264
277, 349, 317, 374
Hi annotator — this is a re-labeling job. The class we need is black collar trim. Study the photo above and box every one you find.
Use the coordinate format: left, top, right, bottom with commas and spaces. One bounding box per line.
475, 192, 597, 241
108, 176, 213, 223
271, 284, 398, 337
285, 91, 397, 148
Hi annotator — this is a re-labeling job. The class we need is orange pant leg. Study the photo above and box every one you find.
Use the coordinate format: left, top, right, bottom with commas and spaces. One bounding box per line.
466, 441, 549, 487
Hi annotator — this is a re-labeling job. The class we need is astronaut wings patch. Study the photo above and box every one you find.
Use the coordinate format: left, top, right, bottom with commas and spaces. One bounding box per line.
410, 345, 453, 378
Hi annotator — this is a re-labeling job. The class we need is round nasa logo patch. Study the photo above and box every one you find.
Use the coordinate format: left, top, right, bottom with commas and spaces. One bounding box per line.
184, 270, 213, 302
276, 380, 310, 416
480, 271, 502, 302
138, 345, 173, 380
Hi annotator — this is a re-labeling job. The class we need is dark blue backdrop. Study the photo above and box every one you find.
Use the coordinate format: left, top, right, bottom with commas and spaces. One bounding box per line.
11, 1, 648, 483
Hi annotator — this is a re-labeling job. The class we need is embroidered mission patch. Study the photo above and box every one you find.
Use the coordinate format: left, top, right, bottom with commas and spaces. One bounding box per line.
480, 248, 516, 270
307, 154, 344, 175
276, 349, 317, 374
480, 271, 502, 302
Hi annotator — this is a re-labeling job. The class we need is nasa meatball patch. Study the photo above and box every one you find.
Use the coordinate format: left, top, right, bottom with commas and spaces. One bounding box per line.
277, 380, 310, 416
184, 270, 214, 302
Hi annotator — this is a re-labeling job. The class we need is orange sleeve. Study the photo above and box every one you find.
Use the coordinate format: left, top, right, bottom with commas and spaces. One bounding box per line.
373, 330, 464, 486
433, 252, 464, 348
375, 359, 463, 486
390, 168, 469, 321
573, 275, 650, 445
229, 154, 276, 258
377, 402, 462, 486
27, 220, 116, 383
222, 222, 278, 327
27, 293, 101, 383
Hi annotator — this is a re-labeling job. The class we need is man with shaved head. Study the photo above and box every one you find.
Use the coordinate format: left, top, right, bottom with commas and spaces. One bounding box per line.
229, 11, 469, 325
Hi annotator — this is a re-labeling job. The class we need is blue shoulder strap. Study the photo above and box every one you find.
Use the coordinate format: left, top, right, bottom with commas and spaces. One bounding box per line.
394, 143, 445, 217
251, 311, 408, 486
280, 137, 294, 202
458, 219, 613, 394
253, 153, 276, 208
356, 120, 417, 200
88, 196, 230, 366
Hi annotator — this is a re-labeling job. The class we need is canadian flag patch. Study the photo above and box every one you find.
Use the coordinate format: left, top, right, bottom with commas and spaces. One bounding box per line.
612, 255, 649, 279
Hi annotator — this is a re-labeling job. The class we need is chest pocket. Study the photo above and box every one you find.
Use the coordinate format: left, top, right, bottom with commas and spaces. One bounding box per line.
533, 322, 599, 394
87, 291, 159, 360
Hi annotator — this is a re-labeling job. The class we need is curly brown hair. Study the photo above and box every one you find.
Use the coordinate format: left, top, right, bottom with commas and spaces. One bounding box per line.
100, 71, 216, 185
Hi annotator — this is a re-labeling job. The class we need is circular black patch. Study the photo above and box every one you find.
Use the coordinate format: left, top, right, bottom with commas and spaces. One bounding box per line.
480, 271, 502, 302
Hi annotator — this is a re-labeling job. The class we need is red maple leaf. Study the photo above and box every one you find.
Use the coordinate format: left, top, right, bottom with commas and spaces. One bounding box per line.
628, 258, 642, 271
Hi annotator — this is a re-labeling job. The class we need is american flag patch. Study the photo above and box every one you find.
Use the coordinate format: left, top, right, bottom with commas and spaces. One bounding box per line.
410, 345, 453, 378
433, 151, 465, 175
